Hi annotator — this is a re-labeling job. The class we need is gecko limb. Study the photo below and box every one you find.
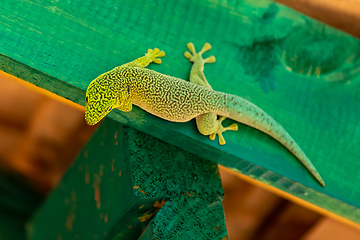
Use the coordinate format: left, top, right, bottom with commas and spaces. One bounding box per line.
185, 42, 238, 145
121, 48, 165, 68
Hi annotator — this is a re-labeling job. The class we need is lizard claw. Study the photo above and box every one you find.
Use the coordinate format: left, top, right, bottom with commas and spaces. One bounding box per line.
145, 48, 165, 64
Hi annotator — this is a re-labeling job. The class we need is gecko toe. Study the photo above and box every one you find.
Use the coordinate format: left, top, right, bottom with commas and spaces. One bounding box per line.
153, 58, 162, 64
184, 51, 193, 60
186, 42, 196, 55
157, 50, 165, 57
200, 42, 212, 54
153, 48, 160, 54
218, 132, 226, 145
205, 56, 216, 63
225, 123, 238, 131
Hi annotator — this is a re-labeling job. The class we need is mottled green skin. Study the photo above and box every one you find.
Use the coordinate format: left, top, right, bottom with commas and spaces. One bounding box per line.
184, 42, 238, 145
85, 45, 325, 186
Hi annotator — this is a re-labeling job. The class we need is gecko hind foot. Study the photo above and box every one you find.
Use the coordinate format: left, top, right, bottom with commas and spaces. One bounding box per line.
184, 42, 216, 63
209, 116, 238, 145
145, 48, 165, 65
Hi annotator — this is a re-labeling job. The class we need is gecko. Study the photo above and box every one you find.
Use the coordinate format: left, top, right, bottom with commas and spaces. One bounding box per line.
85, 43, 325, 186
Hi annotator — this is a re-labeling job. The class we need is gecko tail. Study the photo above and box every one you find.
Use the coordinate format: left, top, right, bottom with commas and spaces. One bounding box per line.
217, 93, 325, 186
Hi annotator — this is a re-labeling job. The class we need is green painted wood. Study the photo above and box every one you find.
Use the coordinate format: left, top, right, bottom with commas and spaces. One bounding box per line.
29, 118, 151, 240
29, 117, 227, 239
139, 197, 227, 240
0, 173, 43, 240
1, 0, 360, 224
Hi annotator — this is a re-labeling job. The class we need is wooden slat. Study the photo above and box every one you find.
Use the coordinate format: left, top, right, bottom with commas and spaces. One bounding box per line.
1, 0, 360, 224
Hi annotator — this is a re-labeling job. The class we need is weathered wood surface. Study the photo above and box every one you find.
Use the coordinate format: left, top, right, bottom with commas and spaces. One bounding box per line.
29, 118, 227, 239
0, 0, 360, 224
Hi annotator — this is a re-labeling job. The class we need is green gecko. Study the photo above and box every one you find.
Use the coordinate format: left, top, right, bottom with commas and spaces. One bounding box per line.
85, 43, 325, 186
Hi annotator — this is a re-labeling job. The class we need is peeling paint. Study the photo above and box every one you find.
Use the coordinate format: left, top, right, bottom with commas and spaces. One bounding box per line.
85, 164, 90, 184
93, 173, 101, 209
57, 233, 63, 240
84, 150, 88, 158
99, 164, 103, 177
71, 190, 77, 202
212, 224, 222, 233
65, 204, 76, 232
185, 191, 198, 197
153, 199, 167, 208
138, 212, 155, 222
133, 185, 147, 195
111, 159, 115, 171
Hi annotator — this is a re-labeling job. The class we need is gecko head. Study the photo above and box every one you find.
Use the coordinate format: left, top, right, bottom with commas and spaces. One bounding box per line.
85, 75, 125, 126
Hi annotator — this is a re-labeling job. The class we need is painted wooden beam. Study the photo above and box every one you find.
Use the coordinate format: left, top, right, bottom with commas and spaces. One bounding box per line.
29, 118, 227, 239
1, 0, 360, 226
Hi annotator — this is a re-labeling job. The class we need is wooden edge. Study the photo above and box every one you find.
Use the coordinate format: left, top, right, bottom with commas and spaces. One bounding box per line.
219, 165, 360, 231
0, 70, 84, 111
275, 0, 360, 39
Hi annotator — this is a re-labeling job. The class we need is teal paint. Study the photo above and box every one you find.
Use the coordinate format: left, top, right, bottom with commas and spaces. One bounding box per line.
0, 0, 359, 225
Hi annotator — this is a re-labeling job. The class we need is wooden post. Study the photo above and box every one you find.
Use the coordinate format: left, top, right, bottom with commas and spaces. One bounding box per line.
29, 118, 228, 239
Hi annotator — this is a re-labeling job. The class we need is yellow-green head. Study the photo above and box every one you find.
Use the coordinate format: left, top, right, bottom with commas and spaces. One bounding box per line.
85, 73, 129, 126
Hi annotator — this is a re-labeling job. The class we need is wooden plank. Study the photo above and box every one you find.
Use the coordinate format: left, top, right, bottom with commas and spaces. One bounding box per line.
1, 0, 360, 224
29, 118, 227, 239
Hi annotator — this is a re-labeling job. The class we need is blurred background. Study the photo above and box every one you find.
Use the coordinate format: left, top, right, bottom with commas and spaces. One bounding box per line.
0, 71, 359, 239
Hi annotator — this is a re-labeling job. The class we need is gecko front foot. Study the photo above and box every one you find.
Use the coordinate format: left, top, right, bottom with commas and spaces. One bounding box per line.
209, 116, 238, 145
144, 48, 165, 65
184, 42, 216, 64
133, 48, 165, 68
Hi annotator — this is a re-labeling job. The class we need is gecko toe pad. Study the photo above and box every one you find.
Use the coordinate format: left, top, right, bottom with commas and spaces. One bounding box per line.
184, 51, 193, 61
205, 56, 216, 63
200, 42, 212, 54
